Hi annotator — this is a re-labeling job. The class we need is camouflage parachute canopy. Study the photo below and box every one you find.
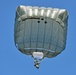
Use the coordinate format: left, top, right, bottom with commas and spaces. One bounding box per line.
14, 5, 68, 58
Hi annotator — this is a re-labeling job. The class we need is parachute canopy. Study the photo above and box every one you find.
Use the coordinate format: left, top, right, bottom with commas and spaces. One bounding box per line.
14, 5, 68, 58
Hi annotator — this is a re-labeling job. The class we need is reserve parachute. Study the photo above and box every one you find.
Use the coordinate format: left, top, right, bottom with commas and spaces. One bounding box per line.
14, 5, 68, 69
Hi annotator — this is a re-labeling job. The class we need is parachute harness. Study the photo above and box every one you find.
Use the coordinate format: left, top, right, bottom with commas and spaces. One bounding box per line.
32, 52, 44, 69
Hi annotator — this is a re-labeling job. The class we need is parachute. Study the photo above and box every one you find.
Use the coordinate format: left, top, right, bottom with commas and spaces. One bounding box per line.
14, 5, 68, 69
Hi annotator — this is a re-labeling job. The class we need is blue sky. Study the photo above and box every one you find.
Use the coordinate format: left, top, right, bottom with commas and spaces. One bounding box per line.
0, 0, 76, 75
